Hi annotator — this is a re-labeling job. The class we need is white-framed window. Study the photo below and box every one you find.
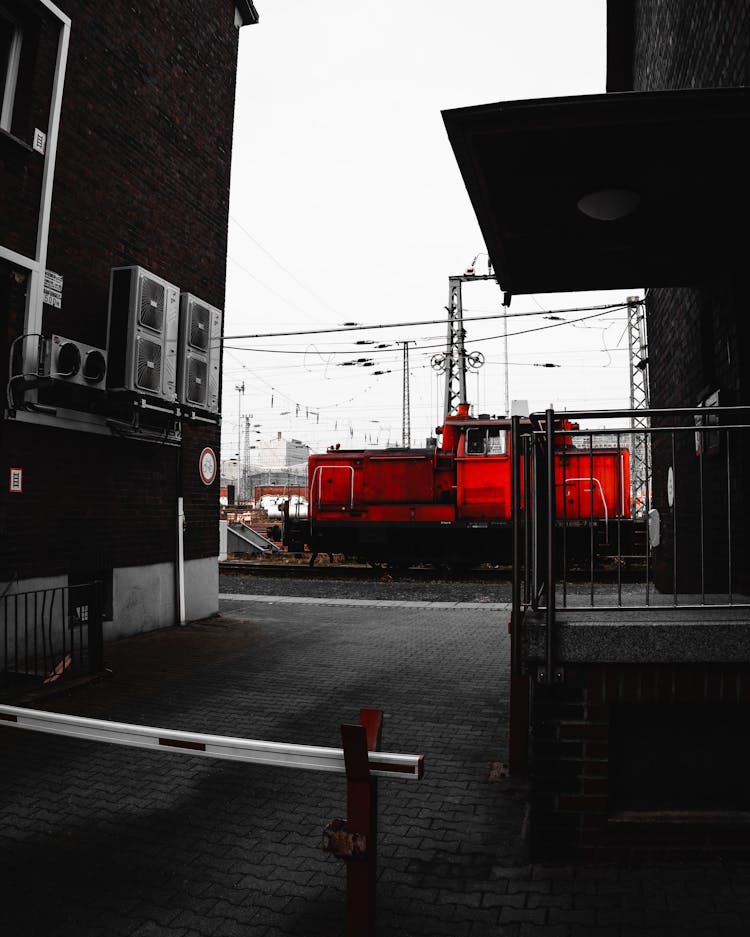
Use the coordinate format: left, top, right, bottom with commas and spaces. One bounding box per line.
0, 4, 22, 133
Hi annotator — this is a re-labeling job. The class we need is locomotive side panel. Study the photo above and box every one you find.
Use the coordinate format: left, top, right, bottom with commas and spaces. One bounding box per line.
456, 455, 512, 520
362, 453, 437, 504
308, 453, 364, 514
555, 449, 631, 520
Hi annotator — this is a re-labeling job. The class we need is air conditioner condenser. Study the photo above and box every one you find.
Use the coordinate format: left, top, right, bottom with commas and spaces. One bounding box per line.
41, 335, 108, 389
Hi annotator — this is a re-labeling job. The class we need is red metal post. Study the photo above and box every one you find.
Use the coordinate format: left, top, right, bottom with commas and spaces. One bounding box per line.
341, 708, 382, 937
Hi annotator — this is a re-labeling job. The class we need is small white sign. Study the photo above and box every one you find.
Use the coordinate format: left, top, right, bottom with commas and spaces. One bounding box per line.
9, 467, 23, 493
33, 128, 47, 154
45, 270, 63, 292
43, 269, 63, 308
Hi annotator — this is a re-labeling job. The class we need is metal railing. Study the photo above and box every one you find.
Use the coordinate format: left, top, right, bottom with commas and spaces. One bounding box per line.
511, 406, 750, 677
1, 582, 104, 696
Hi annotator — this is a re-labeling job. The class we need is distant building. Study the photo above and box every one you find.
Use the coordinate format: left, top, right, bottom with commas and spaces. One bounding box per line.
251, 433, 311, 469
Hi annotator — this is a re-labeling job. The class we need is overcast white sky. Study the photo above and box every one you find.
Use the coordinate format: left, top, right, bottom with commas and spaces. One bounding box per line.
222, 1, 642, 463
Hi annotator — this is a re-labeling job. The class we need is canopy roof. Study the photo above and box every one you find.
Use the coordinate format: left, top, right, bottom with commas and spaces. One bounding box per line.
442, 88, 749, 297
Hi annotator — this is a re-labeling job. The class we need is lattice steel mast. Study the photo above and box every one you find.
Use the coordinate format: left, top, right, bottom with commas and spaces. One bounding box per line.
400, 341, 411, 447
627, 295, 650, 514
432, 272, 492, 423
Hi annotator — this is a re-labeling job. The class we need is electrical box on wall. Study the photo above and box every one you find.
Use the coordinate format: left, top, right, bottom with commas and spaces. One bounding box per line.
106, 266, 180, 402
177, 293, 222, 414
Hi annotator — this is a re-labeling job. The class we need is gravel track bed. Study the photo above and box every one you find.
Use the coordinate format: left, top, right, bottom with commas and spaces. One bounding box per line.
219, 573, 512, 604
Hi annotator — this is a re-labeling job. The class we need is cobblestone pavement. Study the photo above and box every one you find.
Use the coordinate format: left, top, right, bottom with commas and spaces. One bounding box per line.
1, 576, 748, 936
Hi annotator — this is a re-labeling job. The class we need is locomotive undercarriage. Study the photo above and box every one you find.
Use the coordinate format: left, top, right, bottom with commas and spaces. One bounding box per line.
286, 517, 646, 571
309, 520, 514, 569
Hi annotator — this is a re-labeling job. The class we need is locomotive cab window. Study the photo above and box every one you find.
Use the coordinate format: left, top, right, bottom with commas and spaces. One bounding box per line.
465, 427, 507, 455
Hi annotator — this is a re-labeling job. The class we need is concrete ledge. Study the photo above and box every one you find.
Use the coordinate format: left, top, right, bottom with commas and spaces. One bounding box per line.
522, 606, 750, 663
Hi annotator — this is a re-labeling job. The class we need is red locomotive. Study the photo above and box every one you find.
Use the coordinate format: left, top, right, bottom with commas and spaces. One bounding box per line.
283, 403, 630, 568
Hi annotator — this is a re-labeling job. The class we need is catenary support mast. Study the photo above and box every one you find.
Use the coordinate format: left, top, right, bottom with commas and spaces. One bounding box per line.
627, 295, 650, 514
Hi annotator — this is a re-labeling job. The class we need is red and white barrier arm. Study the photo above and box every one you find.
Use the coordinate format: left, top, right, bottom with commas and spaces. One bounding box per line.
0, 704, 424, 781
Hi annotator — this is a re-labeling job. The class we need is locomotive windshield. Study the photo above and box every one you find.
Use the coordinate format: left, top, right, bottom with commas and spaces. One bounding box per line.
465, 427, 508, 455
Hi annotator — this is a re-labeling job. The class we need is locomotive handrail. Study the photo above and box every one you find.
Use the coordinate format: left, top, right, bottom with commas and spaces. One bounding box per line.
310, 464, 355, 511
561, 476, 609, 528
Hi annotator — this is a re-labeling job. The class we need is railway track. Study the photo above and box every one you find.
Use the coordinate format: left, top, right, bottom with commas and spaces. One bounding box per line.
219, 560, 511, 582
219, 559, 648, 583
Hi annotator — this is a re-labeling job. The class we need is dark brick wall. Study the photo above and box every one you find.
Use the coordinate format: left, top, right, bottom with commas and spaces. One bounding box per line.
530, 663, 750, 860
631, 0, 750, 90
1, 420, 177, 579
44, 0, 239, 346
1, 0, 238, 584
181, 421, 221, 562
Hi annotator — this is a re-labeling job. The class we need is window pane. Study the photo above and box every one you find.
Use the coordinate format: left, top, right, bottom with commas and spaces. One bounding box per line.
0, 17, 14, 107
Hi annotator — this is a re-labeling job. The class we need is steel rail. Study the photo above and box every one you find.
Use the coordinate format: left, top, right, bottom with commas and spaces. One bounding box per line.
0, 705, 424, 780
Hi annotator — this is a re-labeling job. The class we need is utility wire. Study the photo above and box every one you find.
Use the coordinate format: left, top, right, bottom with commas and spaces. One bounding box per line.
229, 215, 343, 319
225, 306, 628, 356
223, 301, 631, 340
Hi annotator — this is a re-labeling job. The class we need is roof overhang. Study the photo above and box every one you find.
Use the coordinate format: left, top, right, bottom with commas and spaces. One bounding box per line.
442, 88, 750, 296
235, 1, 259, 26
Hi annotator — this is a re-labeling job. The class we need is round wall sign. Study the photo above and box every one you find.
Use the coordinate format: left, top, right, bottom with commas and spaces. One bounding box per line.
667, 466, 674, 508
199, 447, 217, 486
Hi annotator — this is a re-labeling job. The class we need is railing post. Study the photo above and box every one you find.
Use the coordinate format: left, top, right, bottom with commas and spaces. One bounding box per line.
544, 408, 556, 684
511, 415, 522, 675
341, 708, 382, 937
509, 416, 530, 775
88, 581, 104, 674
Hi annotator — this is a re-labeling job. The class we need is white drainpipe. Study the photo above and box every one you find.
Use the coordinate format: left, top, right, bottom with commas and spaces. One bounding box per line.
176, 496, 187, 625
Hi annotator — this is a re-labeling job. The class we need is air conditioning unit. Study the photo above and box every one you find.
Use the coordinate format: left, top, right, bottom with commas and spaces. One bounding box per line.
41, 335, 107, 389
106, 266, 180, 401
177, 293, 222, 414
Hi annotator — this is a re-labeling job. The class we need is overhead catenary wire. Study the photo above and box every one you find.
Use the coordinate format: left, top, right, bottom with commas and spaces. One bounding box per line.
225, 307, 629, 358
221, 291, 637, 453
229, 215, 345, 320
223, 301, 631, 341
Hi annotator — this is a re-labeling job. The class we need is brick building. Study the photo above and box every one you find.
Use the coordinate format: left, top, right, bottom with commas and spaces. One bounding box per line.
1, 0, 258, 638
444, 0, 750, 857
608, 0, 750, 593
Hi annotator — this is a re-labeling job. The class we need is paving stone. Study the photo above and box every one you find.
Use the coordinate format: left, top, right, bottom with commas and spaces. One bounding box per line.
1, 583, 748, 937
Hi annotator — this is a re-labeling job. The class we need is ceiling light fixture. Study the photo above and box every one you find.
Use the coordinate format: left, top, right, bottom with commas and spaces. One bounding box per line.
577, 187, 640, 221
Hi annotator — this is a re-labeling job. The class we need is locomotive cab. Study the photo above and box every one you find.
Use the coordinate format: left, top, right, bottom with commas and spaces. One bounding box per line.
455, 421, 512, 521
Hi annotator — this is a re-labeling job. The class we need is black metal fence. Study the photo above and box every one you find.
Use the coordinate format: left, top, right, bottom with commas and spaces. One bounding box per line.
510, 406, 750, 674
1, 581, 104, 697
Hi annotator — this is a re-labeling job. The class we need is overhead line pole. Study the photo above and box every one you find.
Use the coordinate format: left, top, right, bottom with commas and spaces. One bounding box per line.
627, 295, 650, 515
441, 274, 495, 423
235, 381, 245, 500
400, 341, 412, 448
